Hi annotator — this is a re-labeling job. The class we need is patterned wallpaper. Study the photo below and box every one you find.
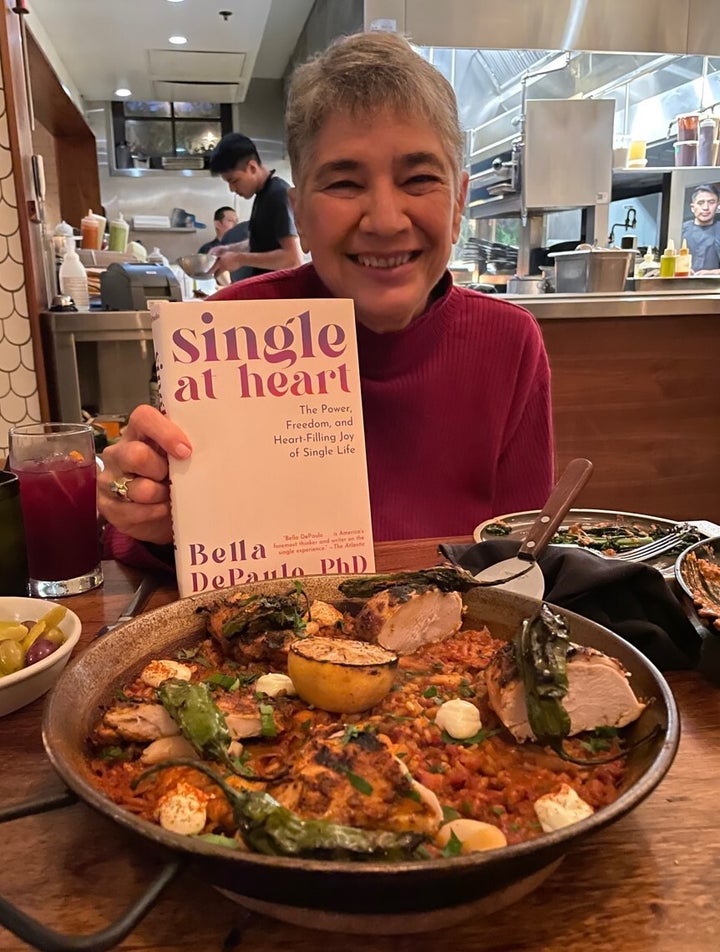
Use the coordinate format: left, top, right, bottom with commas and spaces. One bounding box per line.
0, 54, 41, 459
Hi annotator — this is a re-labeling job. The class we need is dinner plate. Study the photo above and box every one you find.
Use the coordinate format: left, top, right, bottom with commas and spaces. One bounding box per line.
473, 508, 691, 576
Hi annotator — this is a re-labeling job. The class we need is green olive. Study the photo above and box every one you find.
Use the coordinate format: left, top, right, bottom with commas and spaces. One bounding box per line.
0, 639, 25, 677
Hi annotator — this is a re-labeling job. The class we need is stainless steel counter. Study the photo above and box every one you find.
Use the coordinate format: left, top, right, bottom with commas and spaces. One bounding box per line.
503, 292, 720, 319
41, 310, 154, 421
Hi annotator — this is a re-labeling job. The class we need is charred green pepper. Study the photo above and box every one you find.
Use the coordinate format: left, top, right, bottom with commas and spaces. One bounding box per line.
134, 759, 423, 860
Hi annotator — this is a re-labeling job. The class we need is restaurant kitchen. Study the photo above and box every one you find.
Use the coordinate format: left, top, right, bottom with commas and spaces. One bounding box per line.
1, 0, 719, 522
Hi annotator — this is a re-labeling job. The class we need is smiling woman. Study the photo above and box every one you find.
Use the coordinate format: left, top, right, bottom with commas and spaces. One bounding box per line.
99, 31, 555, 557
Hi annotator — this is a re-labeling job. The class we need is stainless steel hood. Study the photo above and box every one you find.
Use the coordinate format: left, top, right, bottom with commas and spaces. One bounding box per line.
365, 0, 720, 57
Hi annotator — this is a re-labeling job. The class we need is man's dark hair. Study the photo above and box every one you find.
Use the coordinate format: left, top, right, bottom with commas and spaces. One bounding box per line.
213, 205, 236, 222
208, 133, 261, 174
691, 183, 720, 202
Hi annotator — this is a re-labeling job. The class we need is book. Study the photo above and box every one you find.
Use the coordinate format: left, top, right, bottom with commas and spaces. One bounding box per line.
150, 298, 376, 597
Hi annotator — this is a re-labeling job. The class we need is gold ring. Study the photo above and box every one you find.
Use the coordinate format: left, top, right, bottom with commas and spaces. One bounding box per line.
110, 475, 134, 499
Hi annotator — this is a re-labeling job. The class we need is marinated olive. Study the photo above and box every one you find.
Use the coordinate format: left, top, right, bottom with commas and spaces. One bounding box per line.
24, 638, 59, 667
0, 639, 24, 676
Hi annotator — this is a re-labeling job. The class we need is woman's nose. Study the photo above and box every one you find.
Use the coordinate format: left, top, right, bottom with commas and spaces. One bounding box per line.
359, 184, 411, 235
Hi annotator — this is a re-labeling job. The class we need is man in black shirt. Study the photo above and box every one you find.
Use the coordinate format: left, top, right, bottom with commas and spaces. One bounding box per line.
207, 133, 302, 279
198, 206, 240, 254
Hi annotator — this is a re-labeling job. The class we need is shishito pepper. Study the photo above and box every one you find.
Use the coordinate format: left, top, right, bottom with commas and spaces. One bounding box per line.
134, 758, 423, 860
515, 604, 659, 766
158, 678, 234, 766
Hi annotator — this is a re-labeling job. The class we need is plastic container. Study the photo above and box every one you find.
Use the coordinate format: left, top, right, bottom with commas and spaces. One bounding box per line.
677, 113, 700, 142
80, 210, 100, 251
147, 247, 167, 266
613, 134, 631, 169
108, 212, 129, 253
659, 240, 676, 278
674, 140, 697, 167
675, 239, 692, 278
627, 140, 647, 165
58, 249, 89, 309
698, 119, 716, 166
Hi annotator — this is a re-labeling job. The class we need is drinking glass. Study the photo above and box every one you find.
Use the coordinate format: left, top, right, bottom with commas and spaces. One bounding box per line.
0, 470, 29, 596
8, 423, 103, 597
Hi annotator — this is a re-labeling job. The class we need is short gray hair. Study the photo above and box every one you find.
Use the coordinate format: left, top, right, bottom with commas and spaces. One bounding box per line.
286, 32, 464, 186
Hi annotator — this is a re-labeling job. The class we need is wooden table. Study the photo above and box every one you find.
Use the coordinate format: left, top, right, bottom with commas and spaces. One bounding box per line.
1, 540, 719, 952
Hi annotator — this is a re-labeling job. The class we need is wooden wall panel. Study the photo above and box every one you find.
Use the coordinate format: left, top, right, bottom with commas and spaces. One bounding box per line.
540, 314, 720, 522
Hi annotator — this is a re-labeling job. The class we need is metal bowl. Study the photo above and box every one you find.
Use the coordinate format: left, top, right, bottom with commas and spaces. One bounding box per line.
674, 536, 720, 630
42, 577, 679, 934
176, 253, 216, 279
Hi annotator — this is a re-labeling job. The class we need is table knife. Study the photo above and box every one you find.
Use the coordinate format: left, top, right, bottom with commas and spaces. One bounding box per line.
94, 576, 156, 638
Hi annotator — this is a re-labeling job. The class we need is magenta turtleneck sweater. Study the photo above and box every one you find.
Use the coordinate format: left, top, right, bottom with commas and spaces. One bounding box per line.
211, 264, 553, 540
104, 264, 553, 567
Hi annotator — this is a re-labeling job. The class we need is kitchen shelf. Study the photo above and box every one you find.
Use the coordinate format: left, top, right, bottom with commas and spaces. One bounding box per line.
130, 227, 197, 234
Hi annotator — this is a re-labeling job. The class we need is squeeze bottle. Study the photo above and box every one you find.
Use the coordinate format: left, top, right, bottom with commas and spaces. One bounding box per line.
634, 249, 655, 279
675, 239, 692, 277
80, 210, 100, 250
108, 212, 129, 253
58, 248, 89, 308
659, 239, 676, 278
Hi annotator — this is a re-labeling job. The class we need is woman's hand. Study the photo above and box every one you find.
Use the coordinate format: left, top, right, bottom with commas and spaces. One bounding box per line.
98, 405, 192, 544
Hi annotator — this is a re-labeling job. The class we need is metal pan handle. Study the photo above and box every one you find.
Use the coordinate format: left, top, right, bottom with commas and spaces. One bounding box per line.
0, 791, 181, 952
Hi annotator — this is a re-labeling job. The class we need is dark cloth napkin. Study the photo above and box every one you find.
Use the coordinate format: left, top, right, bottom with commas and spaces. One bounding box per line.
439, 539, 702, 671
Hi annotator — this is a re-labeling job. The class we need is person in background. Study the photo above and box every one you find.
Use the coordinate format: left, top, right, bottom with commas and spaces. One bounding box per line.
98, 31, 554, 565
207, 133, 303, 278
197, 206, 241, 254
681, 184, 720, 273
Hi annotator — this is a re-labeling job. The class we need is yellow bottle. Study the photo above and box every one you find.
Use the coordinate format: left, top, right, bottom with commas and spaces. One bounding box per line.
659, 239, 676, 278
675, 239, 692, 278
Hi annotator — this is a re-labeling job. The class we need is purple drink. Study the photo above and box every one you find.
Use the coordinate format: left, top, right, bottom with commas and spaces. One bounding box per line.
14, 456, 99, 581
9, 423, 103, 597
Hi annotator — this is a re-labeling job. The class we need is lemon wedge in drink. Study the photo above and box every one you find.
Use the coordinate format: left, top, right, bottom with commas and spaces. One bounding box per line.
288, 637, 398, 713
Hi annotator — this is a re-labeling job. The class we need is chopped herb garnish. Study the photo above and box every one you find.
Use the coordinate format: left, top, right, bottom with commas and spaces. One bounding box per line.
491, 805, 505, 816
177, 645, 202, 660
440, 728, 500, 747
204, 672, 240, 691
193, 654, 213, 669
402, 786, 422, 803
98, 746, 134, 762
347, 771, 373, 795
422, 685, 438, 699
580, 735, 612, 754
442, 805, 461, 822
427, 763, 447, 774
259, 703, 277, 738
441, 831, 463, 858
458, 679, 475, 699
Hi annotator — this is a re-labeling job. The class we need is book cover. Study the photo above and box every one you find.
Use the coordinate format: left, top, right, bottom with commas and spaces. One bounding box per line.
150, 299, 375, 597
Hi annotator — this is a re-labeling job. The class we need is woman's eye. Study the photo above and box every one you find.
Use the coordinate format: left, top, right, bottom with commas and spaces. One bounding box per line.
326, 180, 361, 191
406, 174, 441, 186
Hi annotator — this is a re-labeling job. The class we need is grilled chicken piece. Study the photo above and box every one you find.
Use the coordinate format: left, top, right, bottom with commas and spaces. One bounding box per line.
272, 730, 442, 835
199, 591, 297, 666
486, 642, 646, 742
96, 703, 180, 743
353, 587, 463, 655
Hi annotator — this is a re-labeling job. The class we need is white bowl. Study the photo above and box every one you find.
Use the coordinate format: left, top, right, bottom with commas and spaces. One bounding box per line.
0, 597, 82, 716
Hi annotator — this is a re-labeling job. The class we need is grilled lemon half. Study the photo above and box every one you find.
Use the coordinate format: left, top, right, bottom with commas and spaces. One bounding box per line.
288, 637, 398, 713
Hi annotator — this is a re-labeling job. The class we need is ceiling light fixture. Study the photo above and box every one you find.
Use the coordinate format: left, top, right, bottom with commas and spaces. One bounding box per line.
114, 87, 132, 98
169, 35, 188, 45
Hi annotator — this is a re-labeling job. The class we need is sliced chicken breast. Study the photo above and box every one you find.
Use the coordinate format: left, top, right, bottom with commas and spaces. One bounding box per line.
486, 642, 646, 742
353, 587, 463, 654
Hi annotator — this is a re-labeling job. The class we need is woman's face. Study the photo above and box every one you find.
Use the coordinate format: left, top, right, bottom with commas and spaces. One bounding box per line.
291, 109, 468, 333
